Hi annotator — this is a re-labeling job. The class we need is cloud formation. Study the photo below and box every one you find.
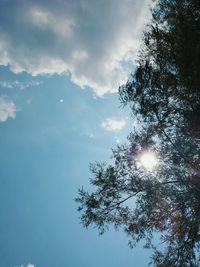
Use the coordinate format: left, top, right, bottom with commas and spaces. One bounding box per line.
101, 118, 126, 131
0, 97, 17, 122
0, 0, 152, 95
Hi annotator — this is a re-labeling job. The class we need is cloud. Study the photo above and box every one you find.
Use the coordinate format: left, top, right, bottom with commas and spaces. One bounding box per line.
86, 132, 95, 139
0, 0, 152, 95
0, 97, 17, 122
101, 118, 126, 131
0, 80, 42, 90
14, 264, 34, 267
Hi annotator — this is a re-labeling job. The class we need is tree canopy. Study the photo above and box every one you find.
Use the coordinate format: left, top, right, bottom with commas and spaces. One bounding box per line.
76, 0, 200, 266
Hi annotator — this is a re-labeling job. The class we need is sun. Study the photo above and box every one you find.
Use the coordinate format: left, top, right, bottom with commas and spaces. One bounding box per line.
139, 151, 158, 171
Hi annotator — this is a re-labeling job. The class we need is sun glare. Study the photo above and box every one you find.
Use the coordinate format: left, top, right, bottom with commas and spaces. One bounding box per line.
139, 151, 158, 171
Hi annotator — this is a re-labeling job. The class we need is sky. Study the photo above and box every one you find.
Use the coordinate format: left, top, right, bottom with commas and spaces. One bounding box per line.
0, 1, 153, 266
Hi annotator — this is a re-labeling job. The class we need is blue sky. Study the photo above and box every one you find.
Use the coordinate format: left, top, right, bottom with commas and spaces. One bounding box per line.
0, 1, 152, 266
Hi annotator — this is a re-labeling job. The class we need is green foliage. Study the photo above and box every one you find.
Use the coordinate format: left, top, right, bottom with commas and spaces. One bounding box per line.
76, 0, 200, 266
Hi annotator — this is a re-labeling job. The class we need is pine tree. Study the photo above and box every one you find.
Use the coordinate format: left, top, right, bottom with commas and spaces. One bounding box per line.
76, 1, 200, 266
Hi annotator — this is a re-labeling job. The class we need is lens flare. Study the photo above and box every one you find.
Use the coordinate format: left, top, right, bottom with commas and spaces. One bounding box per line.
139, 151, 158, 171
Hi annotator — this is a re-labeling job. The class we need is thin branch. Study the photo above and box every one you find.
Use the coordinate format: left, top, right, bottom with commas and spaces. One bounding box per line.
153, 109, 200, 172
101, 179, 189, 215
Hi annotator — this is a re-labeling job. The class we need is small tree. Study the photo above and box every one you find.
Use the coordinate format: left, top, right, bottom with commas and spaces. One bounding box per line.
76, 0, 200, 266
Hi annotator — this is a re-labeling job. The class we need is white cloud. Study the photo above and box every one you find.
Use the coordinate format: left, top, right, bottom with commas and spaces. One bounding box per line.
0, 0, 152, 95
87, 132, 95, 139
0, 80, 42, 90
14, 264, 34, 267
29, 7, 74, 38
0, 97, 17, 122
101, 118, 126, 131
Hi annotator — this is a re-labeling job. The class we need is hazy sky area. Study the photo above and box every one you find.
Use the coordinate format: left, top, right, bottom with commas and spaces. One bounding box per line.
0, 1, 152, 266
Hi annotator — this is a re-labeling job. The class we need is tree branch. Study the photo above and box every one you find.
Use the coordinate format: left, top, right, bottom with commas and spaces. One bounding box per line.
101, 179, 189, 215
153, 109, 200, 173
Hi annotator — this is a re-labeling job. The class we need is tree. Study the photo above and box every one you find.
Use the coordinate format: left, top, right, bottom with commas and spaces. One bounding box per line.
76, 0, 200, 266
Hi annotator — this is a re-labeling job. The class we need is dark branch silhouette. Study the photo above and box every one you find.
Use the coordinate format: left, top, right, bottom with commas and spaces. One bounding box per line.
76, 0, 200, 266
